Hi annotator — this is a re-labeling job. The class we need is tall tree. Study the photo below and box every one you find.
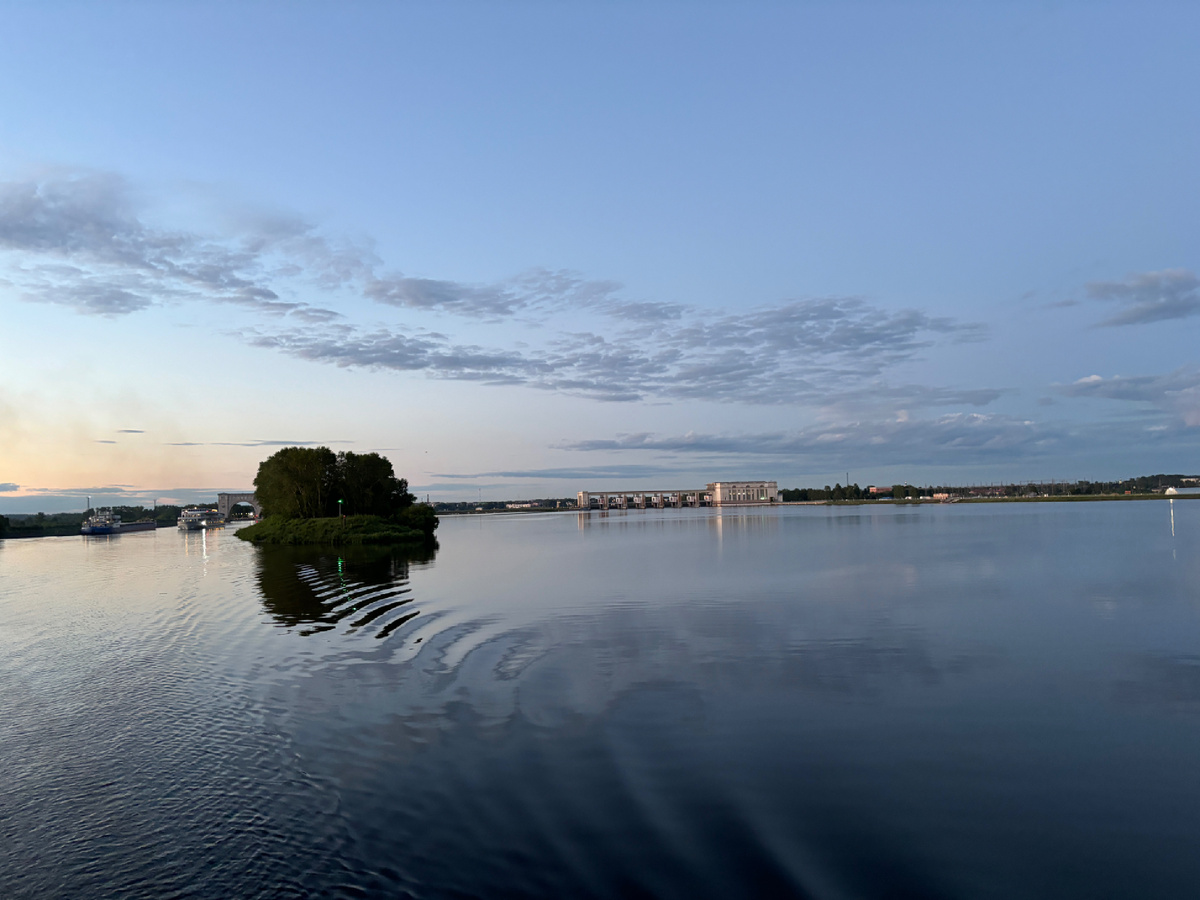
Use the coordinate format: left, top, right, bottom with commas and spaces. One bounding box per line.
336, 451, 414, 516
254, 446, 339, 518
253, 447, 416, 519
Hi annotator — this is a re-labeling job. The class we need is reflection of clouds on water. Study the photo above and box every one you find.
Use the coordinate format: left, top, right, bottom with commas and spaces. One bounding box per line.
1114, 654, 1200, 706
284, 599, 998, 900
222, 504, 1200, 898
307, 599, 1000, 735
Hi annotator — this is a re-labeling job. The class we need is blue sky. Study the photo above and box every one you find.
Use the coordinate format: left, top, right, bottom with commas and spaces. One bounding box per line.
1, 2, 1198, 512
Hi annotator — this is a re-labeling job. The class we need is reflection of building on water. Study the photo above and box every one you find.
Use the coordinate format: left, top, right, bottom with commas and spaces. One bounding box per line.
577, 507, 781, 538
578, 481, 779, 510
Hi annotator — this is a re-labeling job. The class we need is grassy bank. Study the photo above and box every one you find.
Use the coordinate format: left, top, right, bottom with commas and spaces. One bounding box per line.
236, 507, 438, 546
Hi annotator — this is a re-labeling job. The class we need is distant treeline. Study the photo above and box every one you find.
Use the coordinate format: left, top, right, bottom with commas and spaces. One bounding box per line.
781, 474, 1197, 502
781, 484, 867, 501
433, 498, 575, 512
1, 506, 178, 538
0, 511, 89, 538
0, 504, 230, 539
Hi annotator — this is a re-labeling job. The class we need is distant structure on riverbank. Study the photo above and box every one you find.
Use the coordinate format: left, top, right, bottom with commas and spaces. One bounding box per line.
578, 481, 779, 510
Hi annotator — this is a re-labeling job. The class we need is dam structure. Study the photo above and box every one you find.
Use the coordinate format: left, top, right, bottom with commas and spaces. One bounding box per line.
578, 481, 779, 510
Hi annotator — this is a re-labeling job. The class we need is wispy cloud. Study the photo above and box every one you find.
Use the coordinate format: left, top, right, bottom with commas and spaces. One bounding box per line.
1087, 269, 1200, 326
0, 168, 991, 408
559, 414, 1065, 467
0, 482, 18, 493
252, 298, 989, 406
1059, 368, 1200, 426
432, 465, 691, 481
0, 170, 349, 320
117, 429, 144, 433
164, 438, 354, 447
364, 267, 622, 320
247, 325, 543, 385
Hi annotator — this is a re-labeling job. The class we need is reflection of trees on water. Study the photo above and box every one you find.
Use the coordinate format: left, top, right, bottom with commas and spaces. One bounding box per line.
254, 543, 437, 637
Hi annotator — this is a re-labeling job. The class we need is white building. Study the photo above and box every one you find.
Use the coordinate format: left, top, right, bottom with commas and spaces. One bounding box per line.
707, 481, 779, 506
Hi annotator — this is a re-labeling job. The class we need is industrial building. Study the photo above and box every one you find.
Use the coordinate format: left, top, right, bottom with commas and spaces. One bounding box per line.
577, 481, 779, 510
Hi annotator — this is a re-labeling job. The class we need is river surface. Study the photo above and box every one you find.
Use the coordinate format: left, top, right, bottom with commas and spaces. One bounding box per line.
2, 501, 1200, 899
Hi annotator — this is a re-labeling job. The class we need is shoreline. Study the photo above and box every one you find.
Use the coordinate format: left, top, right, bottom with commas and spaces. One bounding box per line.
438, 492, 1200, 515
4, 493, 1196, 537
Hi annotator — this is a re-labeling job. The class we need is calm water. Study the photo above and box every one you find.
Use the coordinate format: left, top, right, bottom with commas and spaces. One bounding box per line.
2, 501, 1200, 899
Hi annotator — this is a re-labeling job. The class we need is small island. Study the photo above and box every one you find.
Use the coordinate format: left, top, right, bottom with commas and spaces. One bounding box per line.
236, 447, 438, 547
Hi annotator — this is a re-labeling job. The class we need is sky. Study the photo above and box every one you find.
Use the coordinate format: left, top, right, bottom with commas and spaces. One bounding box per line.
1, 1, 1198, 512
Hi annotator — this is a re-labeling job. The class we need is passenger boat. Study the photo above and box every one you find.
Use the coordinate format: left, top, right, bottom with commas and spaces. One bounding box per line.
177, 508, 225, 530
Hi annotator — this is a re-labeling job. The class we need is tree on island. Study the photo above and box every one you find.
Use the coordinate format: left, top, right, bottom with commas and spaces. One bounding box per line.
243, 446, 436, 546
254, 447, 416, 519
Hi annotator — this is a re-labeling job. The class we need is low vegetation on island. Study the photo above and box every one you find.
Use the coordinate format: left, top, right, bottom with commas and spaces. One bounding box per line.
236, 447, 438, 547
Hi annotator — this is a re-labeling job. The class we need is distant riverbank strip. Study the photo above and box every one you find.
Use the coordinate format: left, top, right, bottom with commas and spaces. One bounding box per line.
783, 492, 1200, 507
435, 490, 1200, 515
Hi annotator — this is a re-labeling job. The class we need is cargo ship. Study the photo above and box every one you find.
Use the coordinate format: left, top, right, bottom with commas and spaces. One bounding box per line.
177, 508, 225, 530
80, 508, 158, 535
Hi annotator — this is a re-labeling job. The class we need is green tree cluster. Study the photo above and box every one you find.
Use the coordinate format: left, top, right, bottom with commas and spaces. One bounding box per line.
780, 483, 866, 502
254, 447, 417, 519
86, 504, 178, 525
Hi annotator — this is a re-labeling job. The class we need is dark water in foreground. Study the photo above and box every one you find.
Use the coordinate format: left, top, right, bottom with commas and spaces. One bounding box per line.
2, 501, 1199, 899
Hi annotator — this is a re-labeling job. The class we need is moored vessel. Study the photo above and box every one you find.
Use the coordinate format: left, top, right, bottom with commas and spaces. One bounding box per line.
81, 509, 158, 535
177, 508, 225, 530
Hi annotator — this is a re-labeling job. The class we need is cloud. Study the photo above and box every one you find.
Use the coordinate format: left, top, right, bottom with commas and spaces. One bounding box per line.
247, 325, 544, 385
0, 170, 348, 320
94, 439, 116, 444
210, 439, 355, 447
1058, 367, 1200, 426
0, 174, 623, 323
0, 482, 18, 492
117, 429, 144, 433
432, 465, 687, 481
165, 438, 354, 447
1087, 269, 1200, 326
558, 414, 1065, 467
365, 275, 525, 318
363, 267, 637, 322
0, 168, 990, 408
253, 297, 990, 406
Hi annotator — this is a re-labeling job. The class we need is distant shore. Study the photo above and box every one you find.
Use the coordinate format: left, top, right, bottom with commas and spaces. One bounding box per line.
439, 491, 1200, 515
3, 491, 1196, 538
816, 492, 1200, 506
